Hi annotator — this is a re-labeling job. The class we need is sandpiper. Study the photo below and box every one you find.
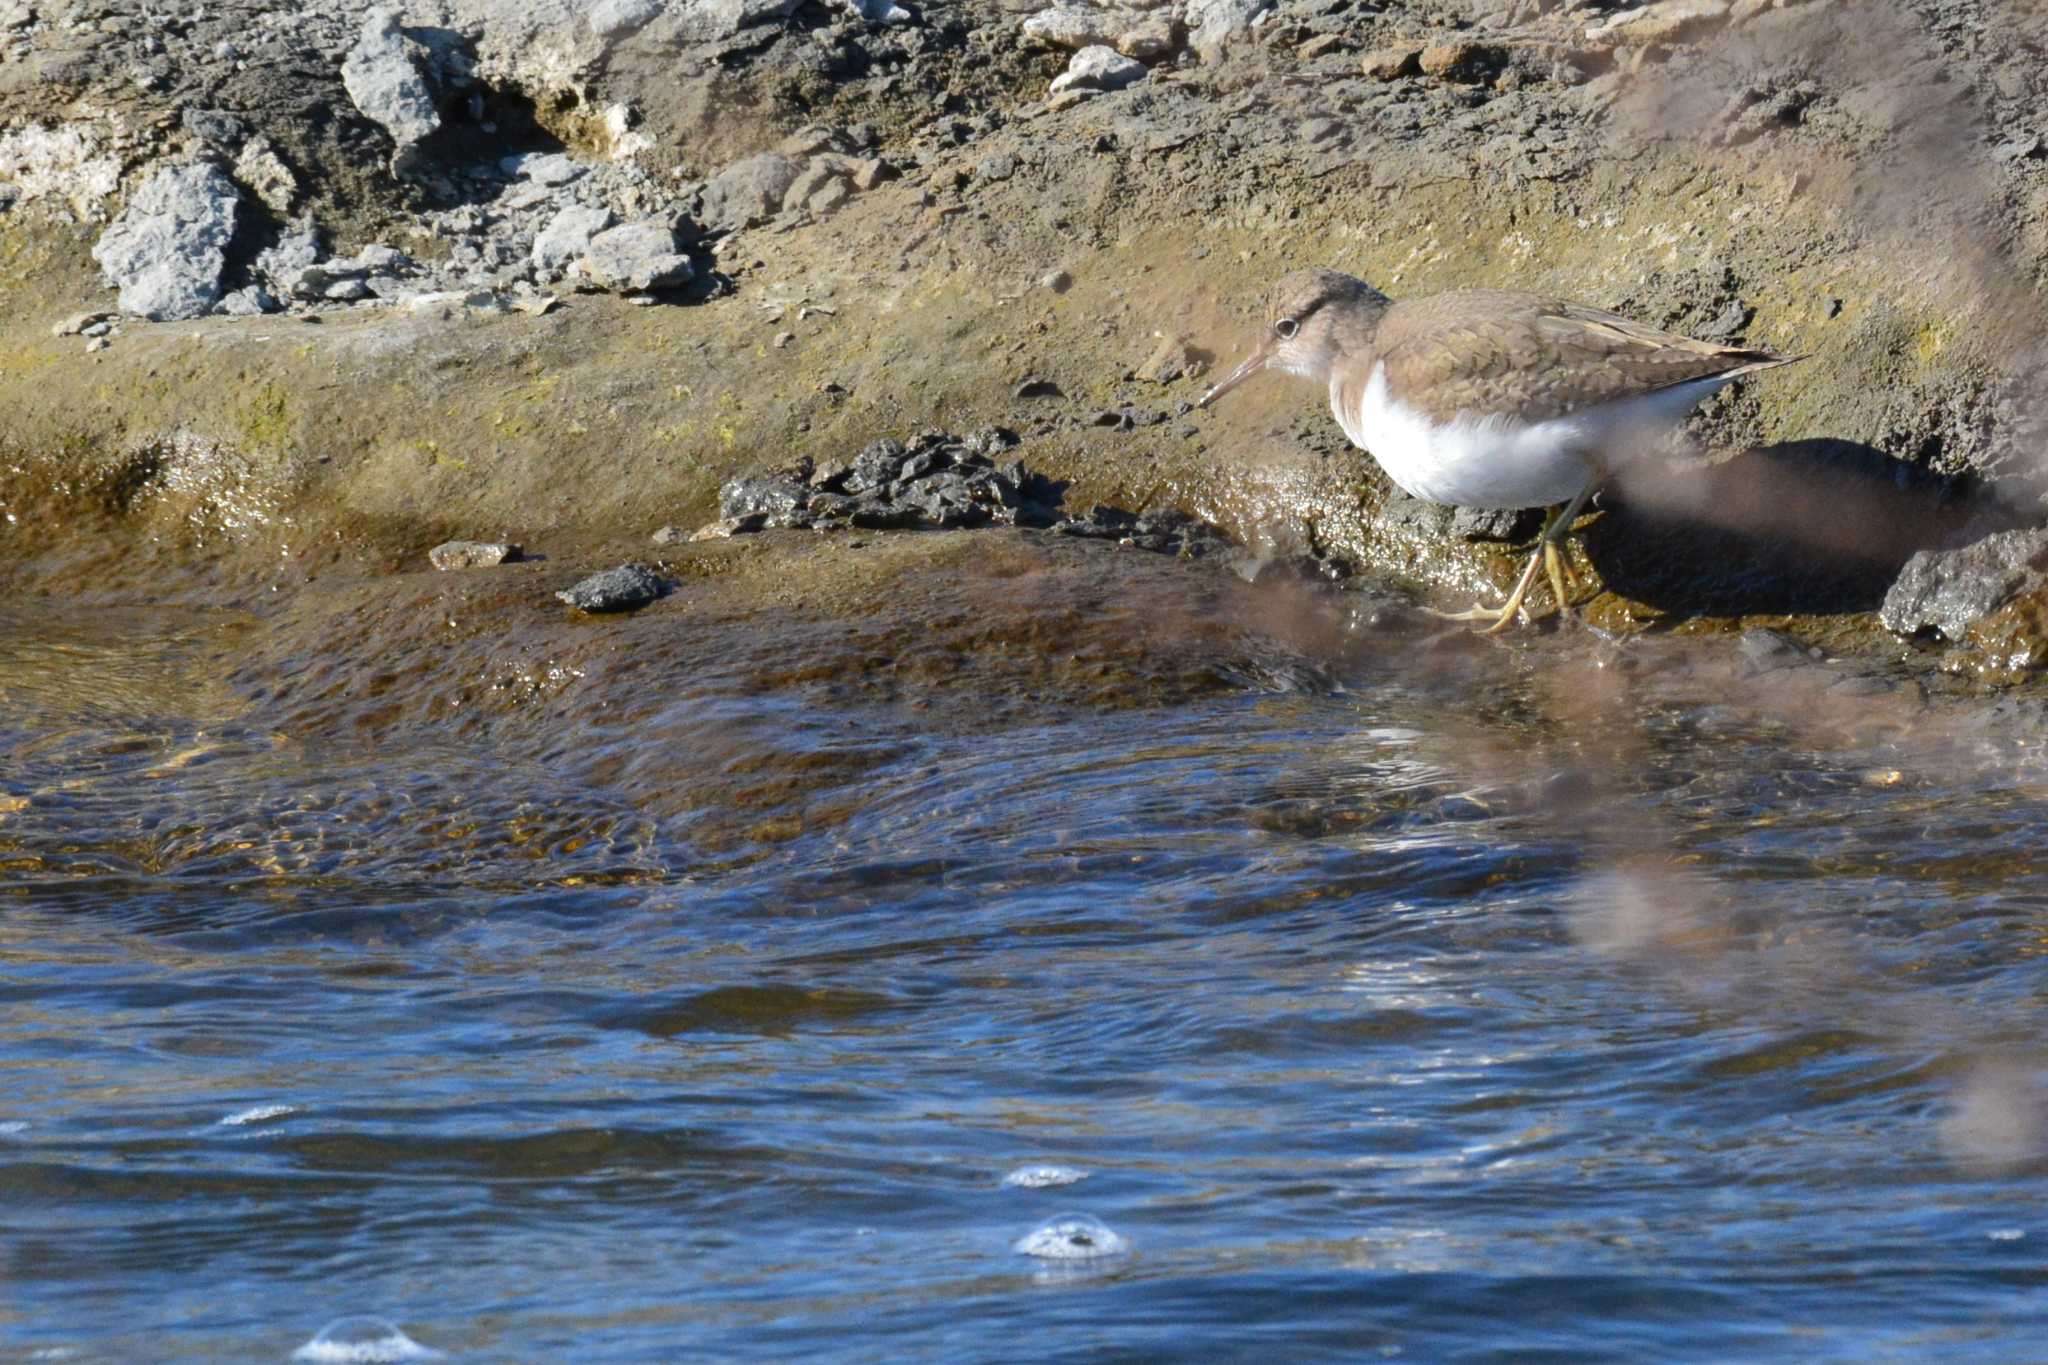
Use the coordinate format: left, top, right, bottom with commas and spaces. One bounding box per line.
1201, 269, 1803, 631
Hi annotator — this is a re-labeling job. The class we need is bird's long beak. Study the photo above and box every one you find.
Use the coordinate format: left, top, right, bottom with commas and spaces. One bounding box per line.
1197, 345, 1271, 408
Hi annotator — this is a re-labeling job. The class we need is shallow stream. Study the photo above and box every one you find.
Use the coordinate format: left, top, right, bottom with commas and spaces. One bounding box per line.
4, 583, 2048, 1361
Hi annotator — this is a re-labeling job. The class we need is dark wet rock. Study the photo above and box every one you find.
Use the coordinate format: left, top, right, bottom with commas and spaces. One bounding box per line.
556, 563, 668, 613
429, 539, 522, 570
1880, 526, 2048, 641
720, 477, 810, 521
1056, 504, 1233, 558
1734, 626, 1810, 675
1383, 490, 1544, 544
91, 163, 241, 321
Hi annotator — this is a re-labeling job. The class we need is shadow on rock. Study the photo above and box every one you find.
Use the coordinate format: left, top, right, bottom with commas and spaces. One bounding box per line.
1584, 437, 1976, 618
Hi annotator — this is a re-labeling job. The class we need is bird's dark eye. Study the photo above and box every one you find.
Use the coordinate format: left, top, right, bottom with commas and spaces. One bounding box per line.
1274, 317, 1299, 339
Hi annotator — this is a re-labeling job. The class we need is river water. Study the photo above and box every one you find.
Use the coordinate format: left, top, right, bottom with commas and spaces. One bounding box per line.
4, 582, 2048, 1362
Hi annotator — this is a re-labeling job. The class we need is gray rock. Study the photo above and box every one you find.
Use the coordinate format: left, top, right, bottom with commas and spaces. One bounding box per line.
1881, 525, 2048, 641
1185, 0, 1271, 61
341, 8, 440, 170
698, 152, 802, 233
556, 563, 668, 612
532, 204, 615, 273
580, 221, 694, 292
90, 162, 240, 321
589, 0, 664, 36
254, 224, 322, 292
651, 524, 687, 545
501, 151, 586, 187
845, 0, 913, 21
1022, 5, 1136, 50
1050, 45, 1148, 93
429, 540, 523, 570
216, 286, 278, 316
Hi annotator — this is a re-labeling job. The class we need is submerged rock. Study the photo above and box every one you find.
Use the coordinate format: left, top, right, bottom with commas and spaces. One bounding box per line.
1880, 525, 2048, 642
556, 563, 669, 612
91, 163, 240, 321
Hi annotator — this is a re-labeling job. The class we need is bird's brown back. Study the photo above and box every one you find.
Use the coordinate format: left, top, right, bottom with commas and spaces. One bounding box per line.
1372, 290, 1797, 426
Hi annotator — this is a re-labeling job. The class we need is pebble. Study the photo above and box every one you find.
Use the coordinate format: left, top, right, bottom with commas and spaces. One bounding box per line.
650, 524, 687, 545
555, 563, 668, 613
428, 540, 522, 571
1040, 269, 1072, 293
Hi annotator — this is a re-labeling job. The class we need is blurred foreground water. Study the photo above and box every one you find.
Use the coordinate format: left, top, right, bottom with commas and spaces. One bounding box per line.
4, 591, 2048, 1362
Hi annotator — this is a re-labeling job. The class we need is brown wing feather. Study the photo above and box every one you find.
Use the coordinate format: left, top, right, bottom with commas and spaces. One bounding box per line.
1376, 290, 1797, 426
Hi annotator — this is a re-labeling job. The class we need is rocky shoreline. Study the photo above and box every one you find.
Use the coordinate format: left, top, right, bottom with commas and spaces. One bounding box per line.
4, 0, 2048, 686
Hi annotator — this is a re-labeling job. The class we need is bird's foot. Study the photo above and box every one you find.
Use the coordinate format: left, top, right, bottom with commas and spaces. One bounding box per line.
1424, 598, 1528, 632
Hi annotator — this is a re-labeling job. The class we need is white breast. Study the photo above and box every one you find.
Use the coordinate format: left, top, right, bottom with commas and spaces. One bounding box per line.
1331, 362, 1734, 510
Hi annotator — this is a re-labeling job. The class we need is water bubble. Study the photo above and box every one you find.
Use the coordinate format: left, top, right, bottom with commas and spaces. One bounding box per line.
0, 1121, 27, 1137
1002, 1164, 1089, 1189
220, 1103, 298, 1127
1989, 1228, 2026, 1242
1013, 1213, 1129, 1260
292, 1317, 444, 1363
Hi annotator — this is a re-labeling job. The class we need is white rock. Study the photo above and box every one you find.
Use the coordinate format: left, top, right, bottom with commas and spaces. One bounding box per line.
90, 162, 240, 321
0, 122, 121, 216
1049, 44, 1147, 93
845, 0, 913, 21
532, 203, 615, 272
341, 8, 439, 168
1185, 0, 1271, 61
1023, 5, 1138, 49
1586, 0, 1730, 44
581, 221, 694, 292
589, 0, 663, 36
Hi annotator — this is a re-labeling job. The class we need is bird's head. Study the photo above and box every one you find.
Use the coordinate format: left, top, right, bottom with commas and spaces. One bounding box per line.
1199, 269, 1391, 407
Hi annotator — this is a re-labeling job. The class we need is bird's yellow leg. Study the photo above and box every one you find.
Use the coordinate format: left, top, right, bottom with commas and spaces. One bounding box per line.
1428, 483, 1598, 633
1544, 540, 1574, 619
1428, 546, 1546, 630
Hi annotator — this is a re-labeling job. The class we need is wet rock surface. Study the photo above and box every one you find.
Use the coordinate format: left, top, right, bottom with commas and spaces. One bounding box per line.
556, 563, 669, 613
1879, 526, 2048, 643
718, 429, 1065, 533
715, 429, 1247, 564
